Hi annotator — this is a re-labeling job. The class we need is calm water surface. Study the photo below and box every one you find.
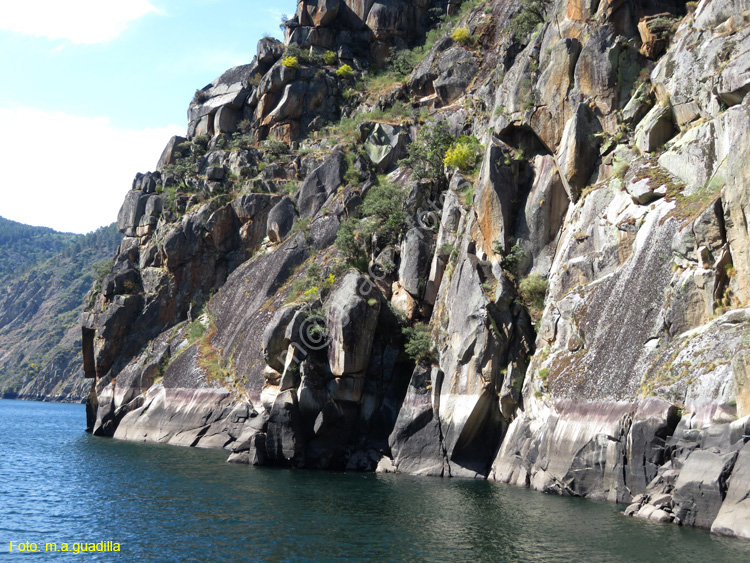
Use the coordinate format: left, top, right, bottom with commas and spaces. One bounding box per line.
1, 399, 749, 562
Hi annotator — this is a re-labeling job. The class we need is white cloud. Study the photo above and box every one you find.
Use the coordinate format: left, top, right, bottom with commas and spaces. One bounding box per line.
0, 106, 183, 233
0, 0, 160, 44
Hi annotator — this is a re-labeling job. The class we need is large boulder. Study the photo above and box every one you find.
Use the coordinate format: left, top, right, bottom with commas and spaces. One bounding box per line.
299, 0, 341, 27
557, 102, 602, 200
265, 390, 306, 465
297, 151, 345, 218
262, 305, 300, 372
231, 194, 278, 250
267, 196, 297, 243
388, 366, 447, 476
635, 105, 676, 153
433, 46, 477, 105
398, 227, 432, 298
117, 191, 162, 237
262, 81, 309, 126
672, 450, 738, 529
364, 123, 408, 172
188, 63, 257, 138
712, 441, 750, 539
257, 37, 284, 67
326, 271, 381, 376
156, 135, 186, 171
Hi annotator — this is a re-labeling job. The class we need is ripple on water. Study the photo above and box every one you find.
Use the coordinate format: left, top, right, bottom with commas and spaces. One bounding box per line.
2, 399, 750, 562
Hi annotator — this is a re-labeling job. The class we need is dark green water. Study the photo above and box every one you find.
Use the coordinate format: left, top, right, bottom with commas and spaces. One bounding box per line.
1, 399, 749, 562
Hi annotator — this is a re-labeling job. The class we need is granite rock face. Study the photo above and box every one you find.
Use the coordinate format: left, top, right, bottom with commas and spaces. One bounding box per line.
82, 0, 750, 541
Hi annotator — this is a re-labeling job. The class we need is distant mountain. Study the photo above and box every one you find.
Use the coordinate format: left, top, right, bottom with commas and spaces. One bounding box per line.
0, 220, 122, 401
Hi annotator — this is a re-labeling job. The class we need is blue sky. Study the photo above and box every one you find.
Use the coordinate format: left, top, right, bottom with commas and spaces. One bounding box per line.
0, 0, 296, 233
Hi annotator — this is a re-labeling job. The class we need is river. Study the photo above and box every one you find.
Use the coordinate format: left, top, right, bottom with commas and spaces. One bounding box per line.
1, 399, 748, 562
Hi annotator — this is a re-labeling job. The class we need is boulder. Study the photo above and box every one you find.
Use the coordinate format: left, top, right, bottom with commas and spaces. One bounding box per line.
297, 151, 345, 218
265, 390, 306, 465
257, 37, 284, 66
117, 191, 158, 237
433, 46, 477, 105
398, 227, 432, 298
262, 81, 308, 126
206, 165, 225, 181
137, 195, 163, 237
364, 123, 408, 172
635, 105, 675, 153
132, 172, 160, 194
625, 178, 667, 205
712, 442, 750, 539
156, 135, 186, 171
267, 196, 297, 243
301, 0, 341, 27
326, 271, 381, 376
672, 449, 738, 529
309, 214, 341, 249
557, 102, 602, 200
262, 304, 299, 372
214, 106, 239, 135
231, 193, 278, 250
638, 14, 674, 59
188, 63, 256, 138
388, 366, 447, 476
390, 281, 417, 320
657, 121, 716, 191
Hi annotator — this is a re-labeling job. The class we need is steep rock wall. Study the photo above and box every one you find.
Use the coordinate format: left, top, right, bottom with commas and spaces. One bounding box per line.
83, 0, 750, 540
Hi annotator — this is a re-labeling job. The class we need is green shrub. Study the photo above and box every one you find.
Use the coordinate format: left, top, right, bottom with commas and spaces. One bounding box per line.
519, 274, 548, 309
500, 241, 526, 274
302, 286, 320, 301
288, 262, 337, 303
92, 259, 113, 280
444, 143, 475, 171
403, 323, 436, 364
336, 181, 407, 267
400, 121, 454, 180
193, 89, 210, 104
281, 56, 300, 70
451, 27, 471, 44
264, 139, 289, 156
388, 48, 423, 78
361, 182, 406, 245
187, 318, 207, 344
460, 184, 474, 206
336, 64, 355, 79
511, 0, 548, 40
283, 43, 308, 64
444, 136, 482, 171
323, 50, 338, 65
335, 219, 367, 267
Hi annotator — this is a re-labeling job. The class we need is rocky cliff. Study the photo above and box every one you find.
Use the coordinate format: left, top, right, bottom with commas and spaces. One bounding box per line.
83, 0, 750, 540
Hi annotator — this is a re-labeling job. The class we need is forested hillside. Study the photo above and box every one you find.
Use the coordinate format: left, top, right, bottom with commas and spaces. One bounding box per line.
0, 217, 80, 282
0, 221, 121, 401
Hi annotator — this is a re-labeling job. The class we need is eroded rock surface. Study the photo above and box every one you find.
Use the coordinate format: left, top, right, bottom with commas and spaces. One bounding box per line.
82, 0, 750, 541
